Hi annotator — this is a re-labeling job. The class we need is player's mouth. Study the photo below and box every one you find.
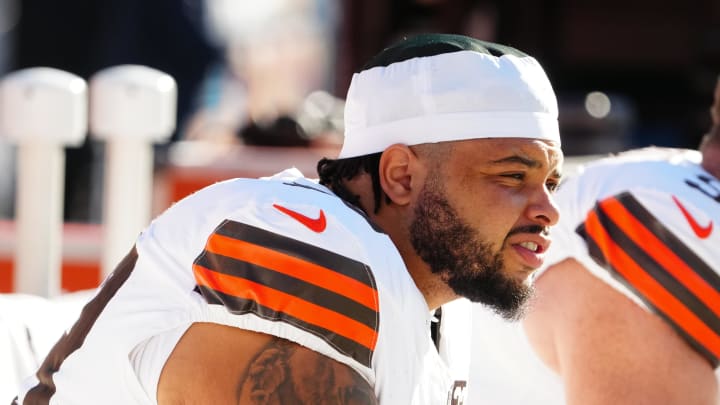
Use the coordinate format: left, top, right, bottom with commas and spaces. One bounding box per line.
510, 238, 550, 269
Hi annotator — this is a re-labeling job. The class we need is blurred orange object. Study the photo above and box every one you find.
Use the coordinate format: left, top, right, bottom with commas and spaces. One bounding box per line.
0, 221, 101, 293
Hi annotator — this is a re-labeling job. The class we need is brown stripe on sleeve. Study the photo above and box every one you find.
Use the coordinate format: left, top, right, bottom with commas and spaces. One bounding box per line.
613, 193, 720, 305
576, 192, 720, 367
195, 251, 378, 330
193, 271, 376, 366
193, 221, 379, 367
214, 220, 377, 289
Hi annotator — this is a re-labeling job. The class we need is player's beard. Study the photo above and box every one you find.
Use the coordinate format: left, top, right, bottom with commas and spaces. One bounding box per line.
409, 176, 532, 321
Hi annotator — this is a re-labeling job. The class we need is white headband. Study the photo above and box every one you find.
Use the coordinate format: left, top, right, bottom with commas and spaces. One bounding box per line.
339, 50, 560, 159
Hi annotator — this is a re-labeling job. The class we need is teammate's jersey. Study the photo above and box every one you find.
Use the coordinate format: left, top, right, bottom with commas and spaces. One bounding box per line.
540, 147, 720, 367
16, 169, 462, 405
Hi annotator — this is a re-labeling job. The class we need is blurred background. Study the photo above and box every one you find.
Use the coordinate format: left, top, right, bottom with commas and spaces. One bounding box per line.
0, 0, 719, 224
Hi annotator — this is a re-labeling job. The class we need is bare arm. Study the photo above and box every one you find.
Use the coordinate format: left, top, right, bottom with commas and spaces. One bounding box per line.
157, 322, 378, 405
523, 258, 719, 405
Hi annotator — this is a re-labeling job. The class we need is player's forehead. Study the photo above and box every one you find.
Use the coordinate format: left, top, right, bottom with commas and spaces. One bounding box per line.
450, 137, 563, 173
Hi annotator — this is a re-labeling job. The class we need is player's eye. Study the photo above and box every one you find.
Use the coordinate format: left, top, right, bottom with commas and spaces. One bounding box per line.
546, 180, 559, 193
502, 173, 525, 181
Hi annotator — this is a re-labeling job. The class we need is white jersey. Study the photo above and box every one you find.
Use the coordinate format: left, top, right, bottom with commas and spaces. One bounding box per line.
465, 305, 565, 404
458, 147, 720, 404
17, 169, 463, 405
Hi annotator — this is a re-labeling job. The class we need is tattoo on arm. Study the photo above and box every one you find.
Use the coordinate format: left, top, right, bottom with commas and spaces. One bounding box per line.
237, 338, 378, 404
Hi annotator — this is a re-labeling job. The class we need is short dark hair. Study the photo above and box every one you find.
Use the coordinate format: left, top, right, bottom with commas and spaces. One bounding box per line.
317, 154, 389, 214
361, 33, 528, 71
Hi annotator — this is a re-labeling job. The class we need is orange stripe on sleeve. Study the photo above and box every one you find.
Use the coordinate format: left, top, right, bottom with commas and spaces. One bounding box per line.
193, 263, 379, 351
599, 197, 720, 319
205, 233, 379, 312
585, 209, 720, 359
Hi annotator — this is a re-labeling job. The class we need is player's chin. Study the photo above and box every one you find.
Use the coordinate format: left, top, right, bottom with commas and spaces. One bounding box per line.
502, 257, 540, 283
505, 264, 537, 286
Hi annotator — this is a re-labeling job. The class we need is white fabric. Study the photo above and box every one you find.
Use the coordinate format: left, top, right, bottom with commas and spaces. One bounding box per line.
129, 323, 189, 404
436, 299, 474, 404
438, 298, 473, 384
339, 50, 560, 158
18, 168, 462, 405
0, 290, 94, 404
0, 298, 37, 404
465, 305, 565, 404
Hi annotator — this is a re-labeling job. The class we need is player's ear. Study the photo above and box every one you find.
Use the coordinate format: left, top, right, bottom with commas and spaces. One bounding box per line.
378, 144, 418, 206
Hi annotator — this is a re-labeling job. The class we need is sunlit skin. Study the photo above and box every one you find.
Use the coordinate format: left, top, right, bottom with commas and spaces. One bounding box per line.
431, 138, 562, 274
345, 137, 563, 311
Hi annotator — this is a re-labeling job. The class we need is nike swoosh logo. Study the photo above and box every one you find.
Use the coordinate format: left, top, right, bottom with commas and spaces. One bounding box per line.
672, 195, 713, 239
273, 204, 327, 233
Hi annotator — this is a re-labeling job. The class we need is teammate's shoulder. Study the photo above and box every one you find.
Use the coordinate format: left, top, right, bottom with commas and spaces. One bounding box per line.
585, 147, 700, 170
565, 147, 700, 187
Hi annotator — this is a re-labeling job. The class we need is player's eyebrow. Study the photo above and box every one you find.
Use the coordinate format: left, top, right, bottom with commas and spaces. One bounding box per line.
490, 155, 541, 168
490, 154, 564, 181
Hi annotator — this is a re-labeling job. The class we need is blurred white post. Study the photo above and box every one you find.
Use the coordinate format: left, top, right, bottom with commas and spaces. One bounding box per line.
0, 68, 88, 297
89, 65, 176, 278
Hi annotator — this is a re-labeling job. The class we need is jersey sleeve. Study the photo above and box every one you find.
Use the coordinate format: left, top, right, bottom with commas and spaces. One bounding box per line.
568, 188, 720, 367
191, 216, 380, 370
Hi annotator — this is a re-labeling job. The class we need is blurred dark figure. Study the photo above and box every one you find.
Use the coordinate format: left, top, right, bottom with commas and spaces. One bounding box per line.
13, 0, 221, 222
240, 116, 312, 148
336, 0, 498, 98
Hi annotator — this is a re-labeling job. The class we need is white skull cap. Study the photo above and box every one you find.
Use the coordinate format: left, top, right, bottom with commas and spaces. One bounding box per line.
339, 33, 560, 159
